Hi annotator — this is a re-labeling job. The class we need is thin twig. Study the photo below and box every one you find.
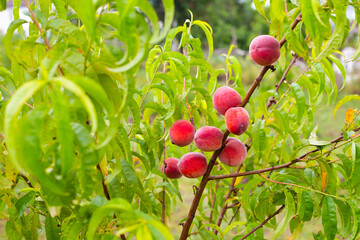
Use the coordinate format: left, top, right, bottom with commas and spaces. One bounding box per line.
228, 204, 241, 226
214, 164, 242, 235
19, 173, 34, 188
97, 164, 110, 200
239, 205, 285, 240
266, 54, 298, 109
209, 127, 360, 181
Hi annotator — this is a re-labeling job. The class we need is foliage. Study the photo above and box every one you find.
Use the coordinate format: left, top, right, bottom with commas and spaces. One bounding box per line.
0, 0, 359, 240
152, 0, 269, 49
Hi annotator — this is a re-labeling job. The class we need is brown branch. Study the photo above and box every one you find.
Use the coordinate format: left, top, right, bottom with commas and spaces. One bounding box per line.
280, 13, 302, 48
214, 164, 242, 235
228, 204, 241, 226
266, 54, 298, 109
213, 34, 300, 236
239, 205, 285, 240
179, 14, 304, 240
179, 130, 230, 239
97, 164, 111, 200
209, 126, 360, 181
96, 164, 127, 240
19, 173, 34, 188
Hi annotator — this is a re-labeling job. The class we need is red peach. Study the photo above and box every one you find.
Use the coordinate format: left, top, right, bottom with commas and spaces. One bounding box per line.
219, 137, 247, 167
249, 35, 280, 66
177, 152, 207, 178
213, 86, 242, 115
225, 107, 250, 135
161, 158, 182, 179
194, 126, 224, 151
169, 119, 195, 147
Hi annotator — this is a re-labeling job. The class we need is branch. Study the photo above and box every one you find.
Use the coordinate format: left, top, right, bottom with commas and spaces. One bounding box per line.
96, 164, 110, 200
239, 205, 285, 240
19, 173, 34, 188
259, 173, 348, 202
266, 54, 298, 109
179, 13, 304, 240
209, 126, 360, 181
96, 164, 127, 240
214, 164, 242, 235
214, 55, 299, 233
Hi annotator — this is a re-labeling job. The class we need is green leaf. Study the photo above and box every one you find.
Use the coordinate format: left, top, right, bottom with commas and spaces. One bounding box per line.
298, 190, 313, 221
50, 87, 74, 176
45, 213, 60, 240
14, 192, 36, 219
252, 119, 267, 154
309, 124, 331, 146
254, 0, 268, 21
3, 19, 27, 60
316, 158, 337, 195
350, 143, 360, 193
349, 200, 360, 240
53, 77, 97, 134
65, 75, 116, 148
322, 196, 338, 240
86, 198, 133, 240
0, 175, 12, 191
150, 0, 174, 44
328, 54, 346, 91
5, 221, 22, 240
193, 20, 213, 60
334, 199, 352, 238
315, 1, 346, 61
63, 0, 96, 39
0, 0, 6, 11
51, 0, 67, 19
271, 188, 295, 240
321, 58, 337, 102
0, 66, 16, 88
120, 158, 138, 203
301, 0, 331, 53
290, 82, 306, 123
333, 95, 360, 118
4, 80, 46, 170
128, 98, 141, 138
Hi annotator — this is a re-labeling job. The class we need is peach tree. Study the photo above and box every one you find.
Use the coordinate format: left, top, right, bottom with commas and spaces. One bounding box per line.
0, 0, 360, 239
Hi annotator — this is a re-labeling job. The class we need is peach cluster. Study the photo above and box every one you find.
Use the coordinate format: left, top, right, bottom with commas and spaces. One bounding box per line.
161, 87, 249, 179
162, 35, 280, 179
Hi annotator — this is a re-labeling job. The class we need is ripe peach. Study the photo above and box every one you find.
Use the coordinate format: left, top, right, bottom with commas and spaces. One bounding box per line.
169, 119, 195, 147
219, 137, 247, 167
177, 152, 207, 178
194, 126, 224, 151
249, 35, 280, 66
225, 107, 250, 135
161, 158, 182, 179
213, 86, 242, 115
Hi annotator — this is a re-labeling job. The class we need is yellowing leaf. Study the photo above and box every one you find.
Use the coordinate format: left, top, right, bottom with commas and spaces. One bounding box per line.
266, 118, 275, 125
321, 171, 327, 191
346, 108, 355, 124
99, 157, 108, 176
234, 168, 245, 186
